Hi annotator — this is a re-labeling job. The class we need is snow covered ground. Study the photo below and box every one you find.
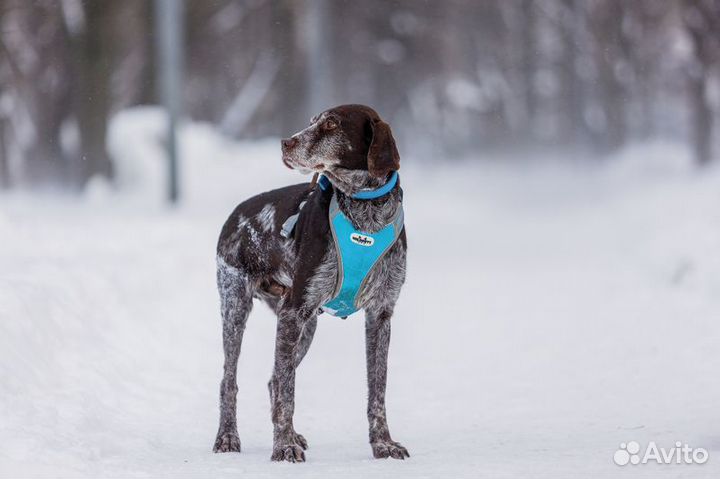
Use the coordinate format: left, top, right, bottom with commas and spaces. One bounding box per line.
1, 109, 719, 478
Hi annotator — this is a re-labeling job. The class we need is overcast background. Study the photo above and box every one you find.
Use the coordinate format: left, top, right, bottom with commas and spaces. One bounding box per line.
0, 0, 719, 190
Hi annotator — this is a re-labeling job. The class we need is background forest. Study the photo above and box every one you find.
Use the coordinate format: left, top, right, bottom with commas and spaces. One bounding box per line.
0, 0, 719, 192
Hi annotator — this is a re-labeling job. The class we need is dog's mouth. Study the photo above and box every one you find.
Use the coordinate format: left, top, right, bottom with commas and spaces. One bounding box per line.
282, 156, 325, 174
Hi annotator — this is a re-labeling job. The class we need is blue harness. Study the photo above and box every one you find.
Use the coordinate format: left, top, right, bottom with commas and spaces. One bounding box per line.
320, 173, 404, 318
282, 173, 403, 319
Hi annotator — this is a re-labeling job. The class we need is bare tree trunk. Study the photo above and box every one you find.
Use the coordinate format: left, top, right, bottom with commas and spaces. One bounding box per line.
520, 0, 537, 130
69, 1, 117, 185
558, 0, 584, 147
276, 0, 307, 135
683, 0, 718, 166
24, 90, 70, 185
591, 0, 626, 151
137, 0, 156, 105
637, 70, 655, 139
0, 118, 9, 189
304, 0, 333, 117
688, 72, 712, 165
590, 0, 627, 153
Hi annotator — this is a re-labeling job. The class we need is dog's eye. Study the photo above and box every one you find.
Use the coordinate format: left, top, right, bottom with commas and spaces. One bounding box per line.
324, 119, 337, 130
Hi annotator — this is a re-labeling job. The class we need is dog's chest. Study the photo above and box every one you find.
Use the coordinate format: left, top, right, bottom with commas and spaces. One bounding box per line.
304, 237, 406, 316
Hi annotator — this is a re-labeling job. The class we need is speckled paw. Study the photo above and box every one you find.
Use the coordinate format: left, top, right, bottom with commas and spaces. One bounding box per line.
372, 440, 410, 459
271, 444, 306, 462
213, 431, 241, 453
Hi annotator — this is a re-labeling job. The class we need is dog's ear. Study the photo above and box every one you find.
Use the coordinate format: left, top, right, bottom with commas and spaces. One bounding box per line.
367, 120, 400, 178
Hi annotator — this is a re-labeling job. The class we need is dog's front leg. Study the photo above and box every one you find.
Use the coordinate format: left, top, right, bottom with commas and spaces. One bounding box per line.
270, 307, 309, 462
365, 309, 410, 459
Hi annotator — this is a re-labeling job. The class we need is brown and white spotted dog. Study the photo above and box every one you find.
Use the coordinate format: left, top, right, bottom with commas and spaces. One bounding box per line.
213, 104, 409, 462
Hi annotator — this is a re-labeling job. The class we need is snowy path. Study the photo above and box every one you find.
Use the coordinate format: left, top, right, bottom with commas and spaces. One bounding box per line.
1, 145, 719, 478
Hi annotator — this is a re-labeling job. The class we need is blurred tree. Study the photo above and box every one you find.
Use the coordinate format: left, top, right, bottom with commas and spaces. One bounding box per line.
276, 0, 308, 134
0, 0, 718, 191
305, 0, 333, 115
0, 0, 73, 186
66, 0, 121, 184
517, 0, 538, 139
588, 0, 628, 153
0, 19, 10, 189
682, 0, 719, 166
556, 0, 586, 147
137, 0, 157, 105
0, 116, 8, 189
0, 0, 145, 187
623, 0, 672, 140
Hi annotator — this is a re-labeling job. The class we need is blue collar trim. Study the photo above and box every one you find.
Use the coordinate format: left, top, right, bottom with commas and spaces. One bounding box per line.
318, 171, 398, 200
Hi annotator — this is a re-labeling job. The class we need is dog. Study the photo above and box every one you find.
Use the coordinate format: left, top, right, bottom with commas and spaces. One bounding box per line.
212, 104, 409, 462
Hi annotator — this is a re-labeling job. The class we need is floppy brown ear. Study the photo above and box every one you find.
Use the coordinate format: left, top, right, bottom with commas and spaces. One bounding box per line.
367, 120, 400, 178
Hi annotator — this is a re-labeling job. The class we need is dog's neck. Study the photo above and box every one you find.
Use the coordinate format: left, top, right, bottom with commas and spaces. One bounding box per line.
323, 169, 387, 196
323, 170, 402, 233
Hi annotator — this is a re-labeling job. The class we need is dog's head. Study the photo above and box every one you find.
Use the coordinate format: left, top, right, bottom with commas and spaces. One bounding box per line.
281, 104, 400, 180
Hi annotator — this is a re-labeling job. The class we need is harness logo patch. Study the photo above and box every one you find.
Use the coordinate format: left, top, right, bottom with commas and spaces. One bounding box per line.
350, 233, 374, 246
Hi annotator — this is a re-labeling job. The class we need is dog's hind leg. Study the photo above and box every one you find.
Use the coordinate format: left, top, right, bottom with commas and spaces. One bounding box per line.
267, 314, 317, 451
213, 258, 253, 453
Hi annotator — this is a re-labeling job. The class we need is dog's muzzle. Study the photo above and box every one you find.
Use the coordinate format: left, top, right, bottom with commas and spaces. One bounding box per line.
281, 137, 298, 169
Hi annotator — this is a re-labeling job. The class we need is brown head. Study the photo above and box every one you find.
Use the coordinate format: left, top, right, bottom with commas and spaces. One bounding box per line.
281, 104, 400, 181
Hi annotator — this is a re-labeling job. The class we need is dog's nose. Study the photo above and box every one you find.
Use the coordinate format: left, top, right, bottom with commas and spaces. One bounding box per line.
281, 137, 298, 150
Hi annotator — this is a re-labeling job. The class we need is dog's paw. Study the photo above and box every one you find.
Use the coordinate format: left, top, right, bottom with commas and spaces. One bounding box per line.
213, 431, 241, 453
372, 440, 410, 460
271, 444, 306, 462
292, 431, 308, 450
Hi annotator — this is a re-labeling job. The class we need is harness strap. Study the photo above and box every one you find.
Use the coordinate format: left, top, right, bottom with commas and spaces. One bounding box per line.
321, 192, 404, 318
280, 201, 306, 238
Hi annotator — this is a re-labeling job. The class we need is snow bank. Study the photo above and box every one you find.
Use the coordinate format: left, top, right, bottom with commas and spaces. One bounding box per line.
107, 107, 299, 208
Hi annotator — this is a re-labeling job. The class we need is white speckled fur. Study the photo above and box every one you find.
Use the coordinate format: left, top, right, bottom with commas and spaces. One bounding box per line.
257, 204, 276, 233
